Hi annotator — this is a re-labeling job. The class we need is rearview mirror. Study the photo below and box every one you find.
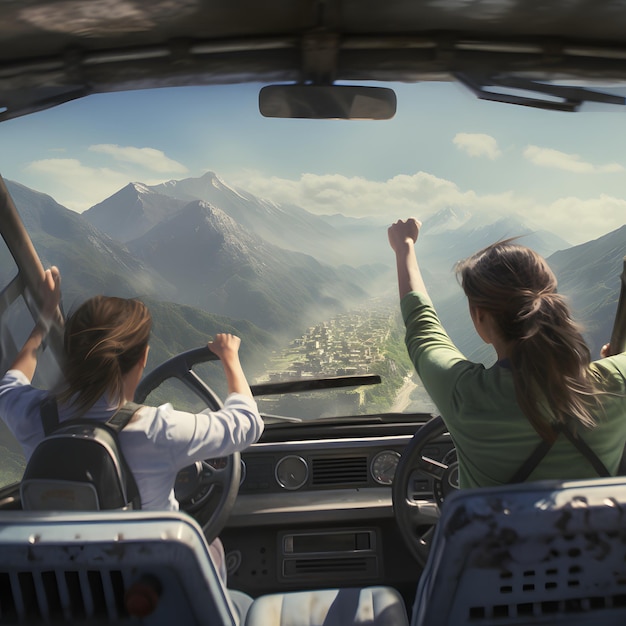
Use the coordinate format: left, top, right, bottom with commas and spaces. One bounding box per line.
259, 84, 397, 120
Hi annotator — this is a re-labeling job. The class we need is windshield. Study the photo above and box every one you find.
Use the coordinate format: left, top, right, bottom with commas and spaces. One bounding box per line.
0, 80, 624, 438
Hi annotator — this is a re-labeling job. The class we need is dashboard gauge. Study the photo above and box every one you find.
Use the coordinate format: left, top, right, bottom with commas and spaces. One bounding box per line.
371, 450, 401, 485
275, 455, 309, 490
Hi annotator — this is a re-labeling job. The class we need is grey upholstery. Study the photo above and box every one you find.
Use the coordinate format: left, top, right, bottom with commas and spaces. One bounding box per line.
245, 477, 626, 626
7, 478, 624, 626
412, 476, 626, 626
245, 586, 409, 626
0, 510, 240, 625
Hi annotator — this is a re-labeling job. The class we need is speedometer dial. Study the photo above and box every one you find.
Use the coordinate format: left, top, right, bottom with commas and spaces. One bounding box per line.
275, 455, 309, 490
371, 450, 401, 485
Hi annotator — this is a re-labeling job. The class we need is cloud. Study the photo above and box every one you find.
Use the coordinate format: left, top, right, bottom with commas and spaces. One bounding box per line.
523, 145, 624, 173
24, 157, 173, 212
89, 144, 188, 174
25, 158, 131, 211
21, 158, 625, 244
453, 133, 502, 159
528, 195, 626, 243
22, 144, 190, 211
230, 169, 625, 245
230, 170, 482, 219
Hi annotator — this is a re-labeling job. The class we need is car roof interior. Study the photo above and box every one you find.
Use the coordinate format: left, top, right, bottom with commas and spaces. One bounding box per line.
1, 4, 626, 626
2, 0, 626, 122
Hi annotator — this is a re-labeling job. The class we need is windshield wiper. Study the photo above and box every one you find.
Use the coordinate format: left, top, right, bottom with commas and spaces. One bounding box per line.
250, 374, 381, 396
260, 413, 304, 424
455, 72, 626, 111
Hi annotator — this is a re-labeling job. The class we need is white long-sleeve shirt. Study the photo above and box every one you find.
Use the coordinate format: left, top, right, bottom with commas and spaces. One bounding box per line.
0, 369, 264, 510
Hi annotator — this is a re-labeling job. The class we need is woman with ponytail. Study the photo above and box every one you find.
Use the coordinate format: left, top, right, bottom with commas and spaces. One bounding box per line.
0, 267, 263, 609
388, 218, 626, 488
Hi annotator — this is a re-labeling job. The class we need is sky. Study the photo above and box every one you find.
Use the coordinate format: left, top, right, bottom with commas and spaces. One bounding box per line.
0, 80, 625, 245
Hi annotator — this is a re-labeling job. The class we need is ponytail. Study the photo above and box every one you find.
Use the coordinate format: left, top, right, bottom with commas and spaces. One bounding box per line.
456, 240, 600, 442
58, 296, 152, 416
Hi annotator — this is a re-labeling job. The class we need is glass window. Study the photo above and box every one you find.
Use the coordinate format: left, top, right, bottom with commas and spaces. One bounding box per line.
0, 81, 624, 430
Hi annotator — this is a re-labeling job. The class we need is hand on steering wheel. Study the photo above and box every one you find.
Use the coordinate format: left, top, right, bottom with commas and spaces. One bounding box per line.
135, 347, 241, 543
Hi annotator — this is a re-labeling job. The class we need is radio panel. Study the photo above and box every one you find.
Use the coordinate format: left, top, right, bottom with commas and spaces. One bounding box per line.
279, 529, 380, 583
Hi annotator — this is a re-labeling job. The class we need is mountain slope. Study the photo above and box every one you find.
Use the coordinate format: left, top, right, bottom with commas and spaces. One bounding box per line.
6, 179, 175, 308
548, 225, 626, 353
5, 179, 275, 377
419, 211, 570, 267
143, 298, 276, 387
415, 211, 571, 302
82, 172, 358, 265
128, 200, 367, 333
323, 208, 571, 298
82, 182, 187, 243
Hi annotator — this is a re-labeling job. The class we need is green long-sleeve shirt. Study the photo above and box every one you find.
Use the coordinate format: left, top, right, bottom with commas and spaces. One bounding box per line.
401, 291, 626, 489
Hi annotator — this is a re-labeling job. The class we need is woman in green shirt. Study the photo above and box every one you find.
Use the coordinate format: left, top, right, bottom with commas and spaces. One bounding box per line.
388, 217, 626, 488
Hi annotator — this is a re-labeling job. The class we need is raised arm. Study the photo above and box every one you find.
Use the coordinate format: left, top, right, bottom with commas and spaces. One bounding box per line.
207, 333, 253, 399
387, 218, 428, 299
9, 266, 61, 381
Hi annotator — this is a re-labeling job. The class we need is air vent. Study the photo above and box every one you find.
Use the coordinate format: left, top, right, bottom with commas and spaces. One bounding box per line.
291, 557, 370, 574
282, 556, 380, 585
311, 457, 368, 486
0, 568, 128, 623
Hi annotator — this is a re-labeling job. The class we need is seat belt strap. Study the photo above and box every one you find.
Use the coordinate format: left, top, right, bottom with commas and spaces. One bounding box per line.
40, 397, 60, 436
106, 401, 143, 431
557, 424, 611, 477
508, 422, 611, 483
105, 401, 144, 509
508, 438, 555, 483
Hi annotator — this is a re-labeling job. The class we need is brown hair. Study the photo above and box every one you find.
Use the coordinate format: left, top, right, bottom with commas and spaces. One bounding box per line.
456, 240, 600, 442
58, 296, 152, 415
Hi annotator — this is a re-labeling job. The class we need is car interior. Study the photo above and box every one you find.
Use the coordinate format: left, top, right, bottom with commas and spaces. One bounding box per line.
1, 1, 626, 625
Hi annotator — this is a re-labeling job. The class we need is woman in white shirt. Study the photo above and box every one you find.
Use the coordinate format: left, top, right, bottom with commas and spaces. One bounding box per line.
0, 266, 264, 620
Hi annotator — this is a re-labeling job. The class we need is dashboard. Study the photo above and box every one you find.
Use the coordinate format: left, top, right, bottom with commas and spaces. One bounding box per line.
220, 416, 454, 600
131, 353, 454, 600
231, 436, 410, 530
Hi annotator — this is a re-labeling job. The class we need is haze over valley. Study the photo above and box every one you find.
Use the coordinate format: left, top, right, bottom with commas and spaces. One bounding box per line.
4, 172, 626, 417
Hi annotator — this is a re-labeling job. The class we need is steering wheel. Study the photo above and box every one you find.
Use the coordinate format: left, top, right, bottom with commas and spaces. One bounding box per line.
135, 347, 240, 543
392, 415, 458, 567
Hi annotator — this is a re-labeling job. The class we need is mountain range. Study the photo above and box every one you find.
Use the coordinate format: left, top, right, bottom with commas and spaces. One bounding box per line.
5, 180, 276, 376
6, 180, 175, 309
83, 172, 346, 264
7, 172, 626, 368
78, 171, 575, 306
416, 208, 572, 302
127, 199, 366, 331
